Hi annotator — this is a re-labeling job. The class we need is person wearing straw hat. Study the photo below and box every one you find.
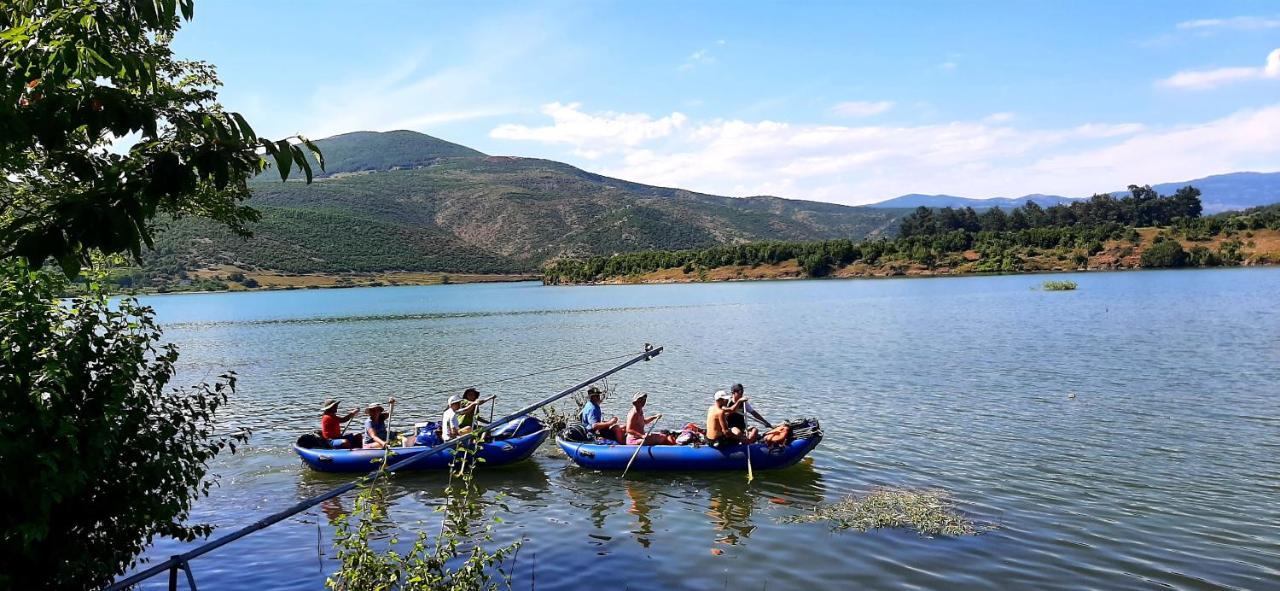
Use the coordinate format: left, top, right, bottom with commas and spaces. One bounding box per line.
361, 398, 396, 449
624, 392, 672, 445
319, 398, 360, 449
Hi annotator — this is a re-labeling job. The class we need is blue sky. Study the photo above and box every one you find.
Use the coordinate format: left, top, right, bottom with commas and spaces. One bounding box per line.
173, 1, 1280, 205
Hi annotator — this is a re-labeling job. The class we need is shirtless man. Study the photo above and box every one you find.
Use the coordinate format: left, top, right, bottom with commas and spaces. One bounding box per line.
624, 392, 671, 445
708, 391, 757, 448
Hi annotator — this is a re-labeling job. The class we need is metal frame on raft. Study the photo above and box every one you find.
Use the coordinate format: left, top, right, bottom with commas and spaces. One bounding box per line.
104, 345, 664, 591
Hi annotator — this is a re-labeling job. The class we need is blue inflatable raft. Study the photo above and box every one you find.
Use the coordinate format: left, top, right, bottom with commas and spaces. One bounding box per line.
294, 416, 549, 473
557, 419, 822, 471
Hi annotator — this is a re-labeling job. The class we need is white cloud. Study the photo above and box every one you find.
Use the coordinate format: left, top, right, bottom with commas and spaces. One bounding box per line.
1177, 16, 1280, 30
830, 100, 895, 118
983, 112, 1016, 123
488, 101, 1280, 204
1159, 48, 1280, 89
678, 49, 717, 71
490, 102, 687, 158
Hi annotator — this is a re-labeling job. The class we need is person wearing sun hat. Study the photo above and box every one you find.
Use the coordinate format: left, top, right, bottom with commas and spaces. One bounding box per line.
319, 398, 360, 449
361, 398, 396, 449
623, 391, 671, 445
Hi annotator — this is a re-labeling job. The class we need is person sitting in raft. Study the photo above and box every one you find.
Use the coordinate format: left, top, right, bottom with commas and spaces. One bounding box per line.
362, 399, 396, 449
457, 387, 496, 434
442, 395, 463, 441
580, 386, 620, 441
320, 398, 361, 449
708, 391, 757, 448
624, 392, 673, 445
727, 383, 772, 432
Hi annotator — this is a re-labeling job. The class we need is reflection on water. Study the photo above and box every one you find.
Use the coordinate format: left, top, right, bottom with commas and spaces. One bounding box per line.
624, 481, 657, 548
127, 270, 1280, 590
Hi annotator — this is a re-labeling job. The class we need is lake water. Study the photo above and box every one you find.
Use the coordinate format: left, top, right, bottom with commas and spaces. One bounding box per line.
127, 269, 1280, 590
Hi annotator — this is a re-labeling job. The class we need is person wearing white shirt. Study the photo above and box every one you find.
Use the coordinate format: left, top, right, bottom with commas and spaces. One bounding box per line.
441, 395, 463, 441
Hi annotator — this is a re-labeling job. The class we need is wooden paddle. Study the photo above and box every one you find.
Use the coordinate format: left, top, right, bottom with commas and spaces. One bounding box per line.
622, 413, 662, 479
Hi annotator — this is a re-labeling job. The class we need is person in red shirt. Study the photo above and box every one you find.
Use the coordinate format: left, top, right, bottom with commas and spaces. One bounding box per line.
320, 399, 360, 449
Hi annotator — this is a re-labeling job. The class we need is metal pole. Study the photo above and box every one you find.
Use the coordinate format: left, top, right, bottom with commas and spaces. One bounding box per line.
105, 345, 662, 591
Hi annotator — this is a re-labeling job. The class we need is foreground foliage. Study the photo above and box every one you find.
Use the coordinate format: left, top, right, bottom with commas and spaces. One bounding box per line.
0, 262, 247, 589
784, 488, 978, 537
0, 0, 320, 276
1, 1, 321, 588
328, 446, 521, 591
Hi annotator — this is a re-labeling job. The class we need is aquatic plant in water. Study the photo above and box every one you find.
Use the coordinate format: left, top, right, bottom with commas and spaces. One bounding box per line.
327, 444, 522, 591
784, 488, 979, 537
1041, 280, 1078, 291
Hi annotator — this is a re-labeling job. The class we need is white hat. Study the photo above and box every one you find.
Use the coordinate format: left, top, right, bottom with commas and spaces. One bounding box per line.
447, 395, 462, 407
631, 391, 647, 403
714, 390, 731, 402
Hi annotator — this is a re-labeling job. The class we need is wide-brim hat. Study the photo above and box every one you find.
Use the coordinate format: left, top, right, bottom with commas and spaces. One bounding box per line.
322, 399, 339, 412
631, 391, 647, 403
714, 390, 730, 402
366, 403, 384, 412
587, 386, 602, 396
447, 394, 462, 407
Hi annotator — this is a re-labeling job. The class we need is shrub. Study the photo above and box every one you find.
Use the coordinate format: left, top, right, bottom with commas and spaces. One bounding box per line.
0, 262, 247, 589
1140, 240, 1187, 268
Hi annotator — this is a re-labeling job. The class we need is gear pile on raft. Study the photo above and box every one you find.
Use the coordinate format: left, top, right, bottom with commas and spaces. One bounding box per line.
294, 379, 821, 474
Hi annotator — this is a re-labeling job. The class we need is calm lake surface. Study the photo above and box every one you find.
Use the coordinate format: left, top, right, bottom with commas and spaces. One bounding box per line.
128, 269, 1280, 590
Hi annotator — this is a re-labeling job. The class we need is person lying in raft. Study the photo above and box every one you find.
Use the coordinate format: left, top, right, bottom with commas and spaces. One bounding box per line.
580, 386, 621, 441
320, 398, 361, 449
727, 383, 772, 431
362, 399, 396, 449
707, 391, 758, 449
625, 392, 674, 445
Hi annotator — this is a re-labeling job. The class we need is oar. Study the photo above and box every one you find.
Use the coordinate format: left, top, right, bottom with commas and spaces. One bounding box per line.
622, 414, 662, 479
746, 436, 754, 483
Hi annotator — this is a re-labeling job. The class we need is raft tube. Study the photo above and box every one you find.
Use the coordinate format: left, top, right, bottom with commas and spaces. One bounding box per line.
294, 416, 549, 473
557, 422, 822, 472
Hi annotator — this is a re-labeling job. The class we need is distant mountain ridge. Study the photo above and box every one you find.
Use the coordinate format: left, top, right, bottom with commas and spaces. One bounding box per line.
867, 172, 1280, 214
150, 130, 905, 277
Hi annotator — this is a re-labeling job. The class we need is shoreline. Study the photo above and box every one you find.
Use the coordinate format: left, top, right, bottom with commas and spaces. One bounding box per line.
97, 270, 539, 297
551, 260, 1280, 286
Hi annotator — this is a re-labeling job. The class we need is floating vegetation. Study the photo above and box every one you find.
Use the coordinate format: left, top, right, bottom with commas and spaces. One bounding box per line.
784, 488, 979, 537
1041, 280, 1078, 291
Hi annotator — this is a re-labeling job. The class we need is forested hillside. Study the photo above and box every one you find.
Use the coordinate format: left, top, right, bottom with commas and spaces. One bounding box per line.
133, 131, 904, 290
543, 188, 1280, 284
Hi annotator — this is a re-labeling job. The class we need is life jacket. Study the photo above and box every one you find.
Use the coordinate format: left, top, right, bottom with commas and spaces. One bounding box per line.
762, 423, 791, 447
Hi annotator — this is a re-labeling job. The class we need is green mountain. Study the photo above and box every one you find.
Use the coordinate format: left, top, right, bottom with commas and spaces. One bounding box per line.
144, 130, 905, 278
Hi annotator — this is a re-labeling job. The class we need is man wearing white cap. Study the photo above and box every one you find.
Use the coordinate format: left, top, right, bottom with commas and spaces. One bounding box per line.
441, 395, 464, 441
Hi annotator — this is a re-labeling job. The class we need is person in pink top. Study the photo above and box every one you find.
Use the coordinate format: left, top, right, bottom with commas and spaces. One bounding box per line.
624, 392, 673, 445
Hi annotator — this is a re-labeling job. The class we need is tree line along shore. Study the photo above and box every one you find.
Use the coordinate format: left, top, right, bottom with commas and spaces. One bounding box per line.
541, 186, 1280, 285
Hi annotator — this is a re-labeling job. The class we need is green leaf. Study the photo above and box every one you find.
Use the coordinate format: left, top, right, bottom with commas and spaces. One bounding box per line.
229, 112, 256, 142
302, 138, 325, 171
273, 140, 293, 181
290, 145, 313, 183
